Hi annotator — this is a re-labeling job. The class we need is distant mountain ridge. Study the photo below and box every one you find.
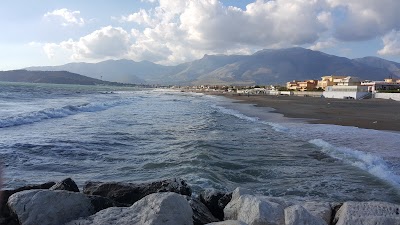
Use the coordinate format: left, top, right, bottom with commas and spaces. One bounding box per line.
26, 48, 400, 85
0, 70, 111, 85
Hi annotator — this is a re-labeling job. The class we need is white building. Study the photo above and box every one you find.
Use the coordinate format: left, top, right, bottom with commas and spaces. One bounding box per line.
323, 76, 371, 99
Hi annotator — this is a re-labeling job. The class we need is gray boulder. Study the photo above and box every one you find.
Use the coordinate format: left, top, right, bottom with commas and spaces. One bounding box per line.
334, 201, 400, 225
284, 205, 327, 225
200, 189, 232, 220
50, 177, 80, 192
188, 197, 219, 225
83, 178, 192, 205
206, 220, 248, 225
67, 192, 193, 225
302, 201, 332, 224
224, 188, 285, 225
7, 190, 95, 225
87, 195, 128, 212
0, 182, 55, 225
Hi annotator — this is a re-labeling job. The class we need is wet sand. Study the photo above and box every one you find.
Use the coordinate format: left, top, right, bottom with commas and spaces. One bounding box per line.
213, 93, 400, 132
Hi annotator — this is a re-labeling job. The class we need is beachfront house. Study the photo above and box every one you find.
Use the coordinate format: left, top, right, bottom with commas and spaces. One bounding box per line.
317, 75, 347, 90
323, 76, 370, 99
286, 80, 318, 91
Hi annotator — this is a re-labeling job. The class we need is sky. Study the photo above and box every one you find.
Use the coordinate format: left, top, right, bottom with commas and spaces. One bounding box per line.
1, 0, 400, 70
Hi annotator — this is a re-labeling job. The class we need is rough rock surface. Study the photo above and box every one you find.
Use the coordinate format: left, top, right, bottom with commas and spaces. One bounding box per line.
334, 201, 400, 225
302, 201, 332, 224
7, 190, 95, 225
224, 188, 285, 225
200, 189, 232, 220
87, 195, 128, 212
188, 197, 219, 225
50, 177, 80, 192
67, 192, 193, 225
284, 205, 327, 225
206, 220, 248, 225
83, 178, 192, 205
0, 182, 55, 225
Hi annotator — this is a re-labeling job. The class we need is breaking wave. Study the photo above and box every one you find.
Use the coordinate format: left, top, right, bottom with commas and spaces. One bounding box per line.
309, 139, 400, 188
212, 104, 289, 132
0, 99, 131, 128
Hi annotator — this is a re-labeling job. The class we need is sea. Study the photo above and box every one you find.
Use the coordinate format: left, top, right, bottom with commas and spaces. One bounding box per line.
1, 82, 400, 203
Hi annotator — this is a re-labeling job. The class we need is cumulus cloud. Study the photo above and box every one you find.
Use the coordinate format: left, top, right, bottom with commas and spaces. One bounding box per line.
44, 26, 131, 60
378, 30, 400, 56
117, 0, 331, 64
44, 8, 85, 26
43, 0, 400, 64
327, 0, 400, 41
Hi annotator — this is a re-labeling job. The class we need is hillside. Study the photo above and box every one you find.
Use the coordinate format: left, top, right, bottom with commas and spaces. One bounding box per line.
26, 48, 400, 85
27, 59, 173, 84
0, 70, 110, 85
193, 48, 392, 85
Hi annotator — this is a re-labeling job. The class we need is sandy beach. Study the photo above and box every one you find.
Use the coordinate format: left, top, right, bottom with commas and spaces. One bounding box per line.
212, 93, 400, 132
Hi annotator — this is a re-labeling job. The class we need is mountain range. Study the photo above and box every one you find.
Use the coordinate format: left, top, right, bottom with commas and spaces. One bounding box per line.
25, 47, 400, 85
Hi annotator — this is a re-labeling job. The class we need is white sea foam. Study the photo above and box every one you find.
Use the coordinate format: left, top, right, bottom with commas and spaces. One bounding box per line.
0, 99, 130, 128
212, 105, 259, 122
262, 122, 290, 132
309, 139, 400, 188
212, 104, 291, 133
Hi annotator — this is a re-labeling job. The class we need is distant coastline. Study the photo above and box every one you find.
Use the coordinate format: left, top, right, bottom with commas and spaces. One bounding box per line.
196, 91, 400, 132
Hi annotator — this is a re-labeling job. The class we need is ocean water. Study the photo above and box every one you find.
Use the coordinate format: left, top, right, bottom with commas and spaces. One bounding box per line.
1, 82, 400, 203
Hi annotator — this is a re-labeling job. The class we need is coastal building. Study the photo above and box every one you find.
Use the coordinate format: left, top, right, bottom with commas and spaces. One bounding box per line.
317, 75, 347, 89
286, 80, 318, 91
323, 76, 370, 99
286, 80, 300, 91
361, 78, 400, 92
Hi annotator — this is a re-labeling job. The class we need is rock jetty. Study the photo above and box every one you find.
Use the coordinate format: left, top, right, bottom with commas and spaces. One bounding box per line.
1, 178, 399, 225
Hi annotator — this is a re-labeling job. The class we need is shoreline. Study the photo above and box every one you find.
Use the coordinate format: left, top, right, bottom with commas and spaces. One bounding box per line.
204, 92, 400, 132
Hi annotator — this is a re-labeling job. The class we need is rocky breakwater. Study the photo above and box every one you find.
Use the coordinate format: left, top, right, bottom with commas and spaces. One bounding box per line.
0, 178, 399, 225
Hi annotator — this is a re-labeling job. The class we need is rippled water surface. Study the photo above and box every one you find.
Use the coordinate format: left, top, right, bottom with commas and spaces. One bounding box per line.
1, 82, 400, 203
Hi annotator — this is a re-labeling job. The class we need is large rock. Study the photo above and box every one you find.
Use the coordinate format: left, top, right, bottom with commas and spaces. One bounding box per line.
224, 188, 285, 225
200, 189, 232, 220
50, 177, 79, 192
7, 190, 95, 225
284, 205, 327, 225
83, 178, 192, 205
188, 197, 219, 225
67, 192, 193, 225
0, 182, 55, 225
302, 201, 331, 224
206, 221, 248, 225
334, 201, 400, 225
87, 195, 128, 212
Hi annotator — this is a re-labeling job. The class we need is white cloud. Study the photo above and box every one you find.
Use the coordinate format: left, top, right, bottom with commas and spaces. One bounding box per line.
41, 0, 400, 64
44, 8, 85, 26
120, 9, 156, 26
327, 0, 400, 41
309, 38, 337, 51
378, 30, 400, 56
115, 0, 331, 64
43, 26, 131, 60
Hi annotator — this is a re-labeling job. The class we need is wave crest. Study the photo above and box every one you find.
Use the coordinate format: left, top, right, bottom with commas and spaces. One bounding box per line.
0, 99, 130, 128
